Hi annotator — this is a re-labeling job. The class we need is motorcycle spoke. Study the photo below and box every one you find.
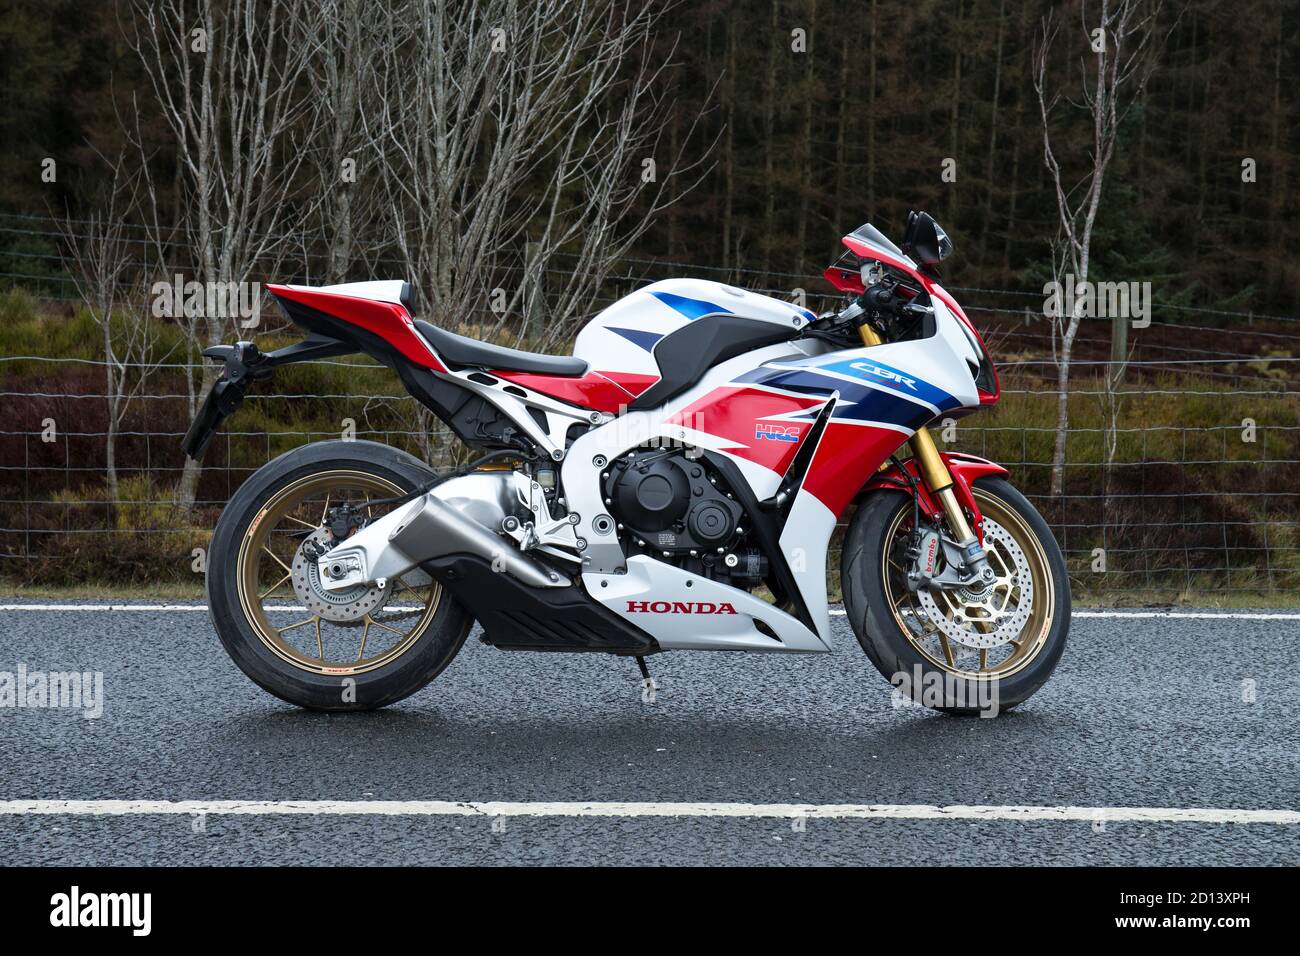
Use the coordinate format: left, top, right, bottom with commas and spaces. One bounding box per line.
277, 616, 318, 635
979, 648, 989, 672
283, 513, 317, 530
937, 632, 957, 667
315, 617, 324, 659
263, 546, 293, 576
356, 618, 370, 662
259, 571, 292, 600
319, 491, 331, 524
367, 615, 409, 638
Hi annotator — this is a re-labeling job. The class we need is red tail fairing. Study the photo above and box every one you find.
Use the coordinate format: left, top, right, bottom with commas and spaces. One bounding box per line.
266, 284, 447, 372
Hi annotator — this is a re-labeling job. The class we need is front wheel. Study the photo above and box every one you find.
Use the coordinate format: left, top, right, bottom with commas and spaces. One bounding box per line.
841, 476, 1069, 714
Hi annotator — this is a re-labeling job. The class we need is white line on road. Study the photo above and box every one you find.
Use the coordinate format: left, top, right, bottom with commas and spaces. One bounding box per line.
1072, 611, 1300, 619
1, 604, 212, 612
2, 603, 1299, 620
0, 800, 1296, 825
0, 604, 417, 613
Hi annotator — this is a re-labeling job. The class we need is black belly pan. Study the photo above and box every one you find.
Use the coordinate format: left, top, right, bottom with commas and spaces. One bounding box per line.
421, 554, 658, 654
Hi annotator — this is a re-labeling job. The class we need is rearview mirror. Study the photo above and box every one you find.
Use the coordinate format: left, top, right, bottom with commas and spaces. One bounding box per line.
901, 211, 953, 267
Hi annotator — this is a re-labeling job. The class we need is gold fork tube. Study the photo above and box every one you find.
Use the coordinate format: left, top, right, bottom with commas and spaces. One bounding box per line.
913, 427, 975, 543
934, 485, 976, 543
856, 323, 884, 348
856, 321, 975, 542
910, 426, 951, 493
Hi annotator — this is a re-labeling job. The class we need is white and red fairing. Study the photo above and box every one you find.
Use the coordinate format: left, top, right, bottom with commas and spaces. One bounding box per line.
265, 235, 995, 653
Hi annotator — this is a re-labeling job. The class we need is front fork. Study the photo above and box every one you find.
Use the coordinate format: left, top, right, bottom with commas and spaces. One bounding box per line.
857, 322, 996, 593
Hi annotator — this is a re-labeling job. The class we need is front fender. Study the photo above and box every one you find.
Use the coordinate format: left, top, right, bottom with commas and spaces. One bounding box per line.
862, 452, 1008, 543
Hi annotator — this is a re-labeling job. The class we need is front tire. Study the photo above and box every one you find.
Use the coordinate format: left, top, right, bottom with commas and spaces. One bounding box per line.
841, 476, 1069, 714
206, 440, 473, 711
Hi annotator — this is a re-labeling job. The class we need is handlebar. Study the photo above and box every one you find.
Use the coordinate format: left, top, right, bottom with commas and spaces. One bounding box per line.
814, 284, 935, 336
862, 285, 933, 319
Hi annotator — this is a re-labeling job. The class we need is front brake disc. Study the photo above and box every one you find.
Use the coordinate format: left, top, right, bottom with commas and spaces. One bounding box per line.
914, 518, 1033, 649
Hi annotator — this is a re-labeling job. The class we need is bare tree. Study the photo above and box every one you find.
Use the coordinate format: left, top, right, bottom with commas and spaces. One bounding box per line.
373, 0, 715, 350
305, 0, 390, 283
1034, 0, 1171, 497
125, 0, 324, 510
58, 155, 163, 505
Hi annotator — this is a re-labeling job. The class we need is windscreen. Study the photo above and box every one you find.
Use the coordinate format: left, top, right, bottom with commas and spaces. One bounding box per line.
849, 222, 905, 259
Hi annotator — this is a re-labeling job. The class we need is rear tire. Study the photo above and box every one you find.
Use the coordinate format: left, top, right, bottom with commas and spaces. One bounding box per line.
206, 440, 473, 711
841, 476, 1069, 714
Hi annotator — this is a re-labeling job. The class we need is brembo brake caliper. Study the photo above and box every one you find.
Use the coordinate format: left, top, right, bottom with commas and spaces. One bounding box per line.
906, 524, 996, 594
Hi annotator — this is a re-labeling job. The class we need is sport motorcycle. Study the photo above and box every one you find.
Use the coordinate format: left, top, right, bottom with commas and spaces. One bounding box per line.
184, 212, 1069, 713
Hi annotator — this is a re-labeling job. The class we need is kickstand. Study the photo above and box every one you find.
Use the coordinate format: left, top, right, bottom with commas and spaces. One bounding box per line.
635, 656, 656, 703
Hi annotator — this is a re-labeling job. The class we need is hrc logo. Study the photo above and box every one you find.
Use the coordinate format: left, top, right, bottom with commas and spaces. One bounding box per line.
755, 422, 800, 442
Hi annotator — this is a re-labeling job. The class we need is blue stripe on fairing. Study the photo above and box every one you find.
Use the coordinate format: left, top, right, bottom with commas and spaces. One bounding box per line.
605, 326, 665, 352
648, 290, 733, 321
815, 357, 961, 411
737, 367, 945, 432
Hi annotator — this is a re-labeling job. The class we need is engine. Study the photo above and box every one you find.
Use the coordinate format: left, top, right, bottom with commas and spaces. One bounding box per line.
602, 447, 769, 588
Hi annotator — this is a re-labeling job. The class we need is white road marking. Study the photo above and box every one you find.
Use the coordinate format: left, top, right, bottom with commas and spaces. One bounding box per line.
833, 609, 1300, 620
0, 800, 1296, 825
0, 603, 419, 612
0, 604, 211, 612
1072, 611, 1300, 620
2, 603, 1298, 620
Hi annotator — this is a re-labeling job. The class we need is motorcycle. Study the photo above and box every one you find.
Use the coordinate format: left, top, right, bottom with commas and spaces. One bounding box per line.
184, 211, 1069, 713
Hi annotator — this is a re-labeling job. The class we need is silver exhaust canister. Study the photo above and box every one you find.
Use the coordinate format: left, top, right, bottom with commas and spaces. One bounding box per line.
316, 474, 569, 591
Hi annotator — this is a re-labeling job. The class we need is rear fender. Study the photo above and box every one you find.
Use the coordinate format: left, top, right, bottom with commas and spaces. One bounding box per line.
862, 452, 1008, 543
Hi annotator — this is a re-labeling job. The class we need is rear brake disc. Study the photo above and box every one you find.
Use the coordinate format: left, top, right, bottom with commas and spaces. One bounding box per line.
290, 528, 390, 623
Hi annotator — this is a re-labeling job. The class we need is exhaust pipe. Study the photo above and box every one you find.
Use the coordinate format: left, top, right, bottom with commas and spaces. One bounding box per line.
317, 483, 568, 591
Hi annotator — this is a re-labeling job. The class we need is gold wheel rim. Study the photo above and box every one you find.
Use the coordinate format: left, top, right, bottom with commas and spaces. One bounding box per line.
236, 470, 442, 676
882, 487, 1054, 680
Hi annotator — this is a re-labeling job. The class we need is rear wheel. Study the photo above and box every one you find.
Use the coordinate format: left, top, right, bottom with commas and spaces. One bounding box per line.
207, 440, 473, 710
841, 476, 1069, 714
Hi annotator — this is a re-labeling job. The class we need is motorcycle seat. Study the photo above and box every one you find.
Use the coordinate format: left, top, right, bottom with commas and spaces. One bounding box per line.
413, 319, 589, 377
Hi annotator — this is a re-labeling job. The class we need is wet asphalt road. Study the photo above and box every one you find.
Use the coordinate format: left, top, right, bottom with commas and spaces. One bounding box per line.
0, 603, 1296, 865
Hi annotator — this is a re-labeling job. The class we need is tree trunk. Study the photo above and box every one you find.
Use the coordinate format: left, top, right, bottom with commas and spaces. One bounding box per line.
866, 0, 877, 214
721, 18, 736, 274
1268, 16, 1284, 299
947, 0, 964, 226
795, 0, 817, 274
103, 324, 120, 506
761, 0, 779, 276
1050, 338, 1074, 497
833, 26, 850, 229
1002, 74, 1024, 271
981, 0, 1006, 267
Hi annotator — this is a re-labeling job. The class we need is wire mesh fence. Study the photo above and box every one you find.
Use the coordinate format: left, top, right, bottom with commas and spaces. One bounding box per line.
3, 359, 1296, 599
3, 209, 1299, 598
